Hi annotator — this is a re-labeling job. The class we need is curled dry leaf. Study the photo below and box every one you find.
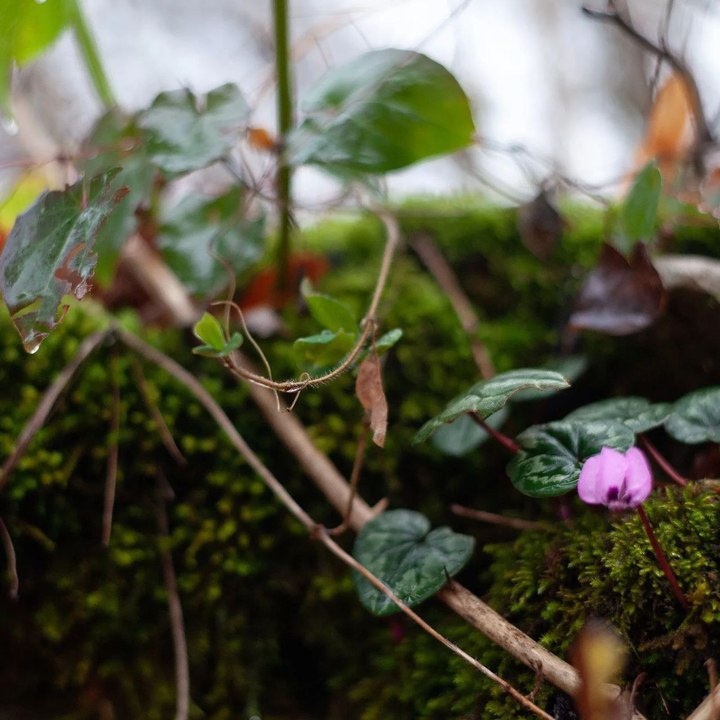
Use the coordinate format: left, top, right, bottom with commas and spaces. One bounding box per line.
568, 243, 666, 336
356, 352, 388, 447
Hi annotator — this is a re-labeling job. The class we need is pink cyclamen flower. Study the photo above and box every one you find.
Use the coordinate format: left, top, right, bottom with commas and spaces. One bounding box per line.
578, 446, 652, 511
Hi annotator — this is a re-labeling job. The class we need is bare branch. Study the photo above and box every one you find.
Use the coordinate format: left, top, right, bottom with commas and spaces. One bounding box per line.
102, 351, 121, 546
0, 517, 19, 599
450, 504, 545, 531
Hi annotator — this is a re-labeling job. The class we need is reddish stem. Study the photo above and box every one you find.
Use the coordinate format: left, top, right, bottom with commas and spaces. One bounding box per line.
638, 434, 687, 487
636, 505, 689, 611
470, 413, 520, 454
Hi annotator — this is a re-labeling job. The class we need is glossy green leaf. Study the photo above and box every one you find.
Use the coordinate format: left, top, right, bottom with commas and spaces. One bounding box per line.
665, 387, 720, 444
193, 312, 226, 351
0, 0, 73, 114
139, 83, 249, 176
80, 109, 155, 285
565, 397, 672, 434
0, 172, 127, 352
304, 292, 357, 333
432, 408, 509, 457
287, 49, 475, 174
374, 328, 403, 354
192, 332, 243, 358
158, 188, 265, 297
511, 356, 588, 402
508, 420, 635, 497
293, 329, 356, 372
618, 163, 662, 251
413, 368, 570, 445
352, 509, 475, 616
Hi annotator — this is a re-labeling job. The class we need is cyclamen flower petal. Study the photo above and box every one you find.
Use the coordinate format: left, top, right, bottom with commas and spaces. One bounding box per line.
577, 446, 652, 511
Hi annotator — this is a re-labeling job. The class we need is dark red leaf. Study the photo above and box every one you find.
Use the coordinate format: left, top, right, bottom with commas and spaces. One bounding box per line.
568, 243, 666, 336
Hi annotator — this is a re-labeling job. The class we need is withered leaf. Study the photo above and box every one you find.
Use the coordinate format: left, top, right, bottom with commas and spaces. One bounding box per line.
517, 189, 564, 260
568, 243, 666, 335
356, 353, 388, 447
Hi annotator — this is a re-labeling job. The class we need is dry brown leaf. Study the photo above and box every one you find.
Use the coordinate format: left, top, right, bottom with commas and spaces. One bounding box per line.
635, 73, 694, 179
355, 353, 388, 448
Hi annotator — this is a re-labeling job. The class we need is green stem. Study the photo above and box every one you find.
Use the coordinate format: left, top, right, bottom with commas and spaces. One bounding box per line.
636, 505, 689, 611
273, 0, 294, 290
69, 0, 115, 108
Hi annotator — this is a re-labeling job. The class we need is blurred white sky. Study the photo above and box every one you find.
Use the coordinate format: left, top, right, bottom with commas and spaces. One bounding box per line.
2, 0, 720, 212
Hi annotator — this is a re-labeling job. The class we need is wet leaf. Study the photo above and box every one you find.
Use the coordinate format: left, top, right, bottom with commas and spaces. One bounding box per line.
139, 83, 249, 176
507, 420, 635, 497
565, 397, 672, 434
665, 386, 720, 444
568, 243, 666, 335
0, 0, 73, 113
356, 352, 388, 447
287, 49, 475, 174
413, 368, 570, 444
352, 509, 474, 616
158, 188, 265, 297
0, 172, 127, 352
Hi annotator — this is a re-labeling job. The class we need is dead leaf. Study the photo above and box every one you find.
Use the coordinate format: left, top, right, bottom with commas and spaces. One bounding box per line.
356, 352, 388, 447
517, 189, 565, 260
569, 243, 666, 335
571, 620, 627, 720
635, 73, 694, 180
247, 126, 278, 152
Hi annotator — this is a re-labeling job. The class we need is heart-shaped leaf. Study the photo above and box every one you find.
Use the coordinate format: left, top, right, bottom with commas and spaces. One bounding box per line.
665, 387, 720, 444
508, 420, 635, 497
139, 83, 249, 176
432, 408, 509, 457
0, 171, 127, 352
287, 49, 475, 174
568, 242, 666, 336
565, 397, 672, 434
413, 368, 570, 445
352, 509, 475, 616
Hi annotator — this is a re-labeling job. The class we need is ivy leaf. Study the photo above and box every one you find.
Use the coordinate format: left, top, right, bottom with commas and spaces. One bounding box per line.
665, 387, 720, 444
508, 420, 635, 497
413, 368, 570, 445
139, 83, 249, 176
0, 0, 73, 114
287, 49, 475, 174
0, 172, 127, 352
303, 292, 357, 333
565, 397, 672, 434
618, 163, 662, 252
192, 312, 243, 358
158, 188, 265, 297
293, 329, 356, 372
352, 509, 475, 616
432, 408, 509, 457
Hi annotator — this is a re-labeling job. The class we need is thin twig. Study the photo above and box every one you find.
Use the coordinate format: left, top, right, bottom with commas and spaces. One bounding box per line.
328, 422, 370, 536
411, 233, 495, 379
0, 517, 19, 599
129, 356, 186, 466
0, 329, 111, 490
470, 413, 521, 453
155, 475, 190, 720
315, 526, 555, 720
450, 504, 545, 531
102, 351, 121, 546
637, 434, 687, 487
582, 5, 713, 157
222, 210, 400, 394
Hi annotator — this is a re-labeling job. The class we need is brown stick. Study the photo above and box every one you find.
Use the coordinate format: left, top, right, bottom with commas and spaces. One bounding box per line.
155, 476, 190, 720
102, 351, 121, 546
0, 517, 19, 599
411, 233, 495, 379
450, 504, 545, 531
